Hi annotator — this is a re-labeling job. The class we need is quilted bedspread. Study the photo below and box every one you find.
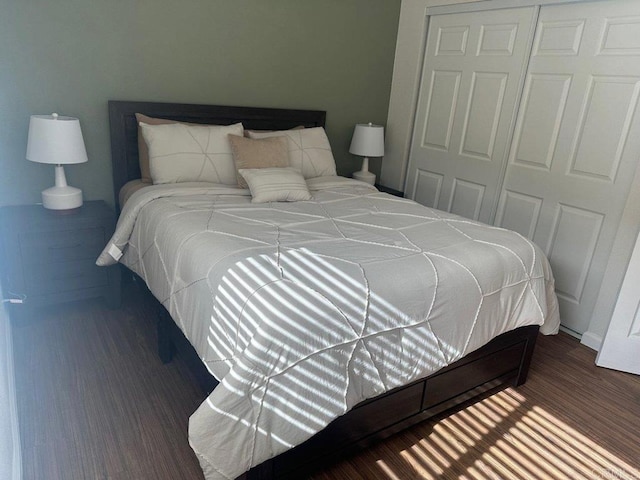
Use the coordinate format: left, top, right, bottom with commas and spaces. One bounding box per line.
97, 177, 559, 480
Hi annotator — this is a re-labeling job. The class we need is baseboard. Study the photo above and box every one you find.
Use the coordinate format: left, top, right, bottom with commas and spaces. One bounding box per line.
559, 325, 581, 340
580, 331, 603, 352
558, 326, 601, 352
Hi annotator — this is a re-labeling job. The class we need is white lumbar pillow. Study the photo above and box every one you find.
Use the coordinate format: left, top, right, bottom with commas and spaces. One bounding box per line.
238, 167, 312, 203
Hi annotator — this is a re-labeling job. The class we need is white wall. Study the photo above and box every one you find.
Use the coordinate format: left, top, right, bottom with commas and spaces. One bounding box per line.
381, 0, 639, 350
0, 285, 21, 480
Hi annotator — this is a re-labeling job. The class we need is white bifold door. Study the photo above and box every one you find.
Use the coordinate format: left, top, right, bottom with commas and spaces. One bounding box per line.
406, 0, 640, 334
497, 0, 640, 334
405, 7, 537, 224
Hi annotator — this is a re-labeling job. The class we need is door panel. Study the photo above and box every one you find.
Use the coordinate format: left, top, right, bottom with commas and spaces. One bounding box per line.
477, 23, 518, 56
413, 170, 443, 209
568, 76, 640, 181
448, 178, 485, 219
421, 71, 461, 150
546, 204, 604, 304
497, 0, 640, 333
511, 74, 571, 169
533, 19, 585, 56
459, 72, 508, 160
598, 17, 640, 55
406, 7, 537, 223
435, 25, 469, 55
495, 190, 542, 239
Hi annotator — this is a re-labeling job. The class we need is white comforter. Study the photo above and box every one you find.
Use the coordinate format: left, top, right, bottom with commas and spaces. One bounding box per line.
97, 177, 559, 480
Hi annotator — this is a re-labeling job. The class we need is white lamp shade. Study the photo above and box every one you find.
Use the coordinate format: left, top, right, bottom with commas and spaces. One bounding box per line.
349, 123, 385, 157
26, 114, 88, 165
26, 113, 88, 211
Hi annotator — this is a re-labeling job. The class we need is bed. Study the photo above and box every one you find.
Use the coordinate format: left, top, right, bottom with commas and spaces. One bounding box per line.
100, 100, 560, 480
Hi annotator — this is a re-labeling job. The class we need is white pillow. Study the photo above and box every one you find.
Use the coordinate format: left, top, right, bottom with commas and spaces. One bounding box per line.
247, 127, 337, 179
238, 167, 312, 203
140, 122, 244, 185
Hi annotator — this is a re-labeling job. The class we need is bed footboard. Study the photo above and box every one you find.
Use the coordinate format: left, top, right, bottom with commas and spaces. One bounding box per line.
254, 324, 539, 479
156, 303, 538, 480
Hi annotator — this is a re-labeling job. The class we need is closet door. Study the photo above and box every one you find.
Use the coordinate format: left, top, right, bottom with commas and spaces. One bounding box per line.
405, 7, 536, 223
496, 0, 640, 333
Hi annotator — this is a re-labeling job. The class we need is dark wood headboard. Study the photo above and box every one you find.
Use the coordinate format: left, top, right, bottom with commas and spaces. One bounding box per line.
108, 100, 327, 210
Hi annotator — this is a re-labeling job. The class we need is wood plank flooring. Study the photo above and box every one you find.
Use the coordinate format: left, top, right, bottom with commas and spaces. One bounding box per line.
12, 285, 640, 479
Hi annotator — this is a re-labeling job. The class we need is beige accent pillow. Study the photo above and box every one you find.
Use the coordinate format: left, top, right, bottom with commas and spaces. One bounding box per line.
247, 127, 337, 179
228, 134, 290, 188
140, 122, 244, 185
135, 113, 201, 182
238, 167, 312, 203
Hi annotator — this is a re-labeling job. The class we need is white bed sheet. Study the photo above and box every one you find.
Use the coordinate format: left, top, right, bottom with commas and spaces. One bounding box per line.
98, 177, 559, 480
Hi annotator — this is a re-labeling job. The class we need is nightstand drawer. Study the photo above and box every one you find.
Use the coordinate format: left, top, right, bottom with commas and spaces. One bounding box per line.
20, 227, 105, 264
23, 260, 108, 295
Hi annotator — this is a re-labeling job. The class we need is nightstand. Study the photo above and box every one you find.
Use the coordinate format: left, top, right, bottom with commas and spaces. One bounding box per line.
0, 201, 121, 316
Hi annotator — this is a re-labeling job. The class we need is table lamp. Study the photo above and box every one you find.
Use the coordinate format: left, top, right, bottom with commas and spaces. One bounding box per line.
349, 123, 384, 185
26, 113, 88, 211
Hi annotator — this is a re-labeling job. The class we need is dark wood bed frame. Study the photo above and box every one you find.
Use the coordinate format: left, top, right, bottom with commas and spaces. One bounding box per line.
108, 100, 540, 480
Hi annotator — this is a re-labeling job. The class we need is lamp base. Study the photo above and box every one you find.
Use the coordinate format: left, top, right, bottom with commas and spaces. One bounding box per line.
42, 185, 83, 211
353, 170, 376, 185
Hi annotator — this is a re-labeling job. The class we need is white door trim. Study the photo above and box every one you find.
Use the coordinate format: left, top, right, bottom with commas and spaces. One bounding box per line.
427, 0, 607, 15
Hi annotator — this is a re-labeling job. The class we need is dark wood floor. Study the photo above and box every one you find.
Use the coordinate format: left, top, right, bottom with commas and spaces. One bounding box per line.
12, 285, 640, 480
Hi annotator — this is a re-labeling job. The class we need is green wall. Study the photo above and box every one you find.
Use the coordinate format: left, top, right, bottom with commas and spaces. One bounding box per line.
0, 0, 400, 207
